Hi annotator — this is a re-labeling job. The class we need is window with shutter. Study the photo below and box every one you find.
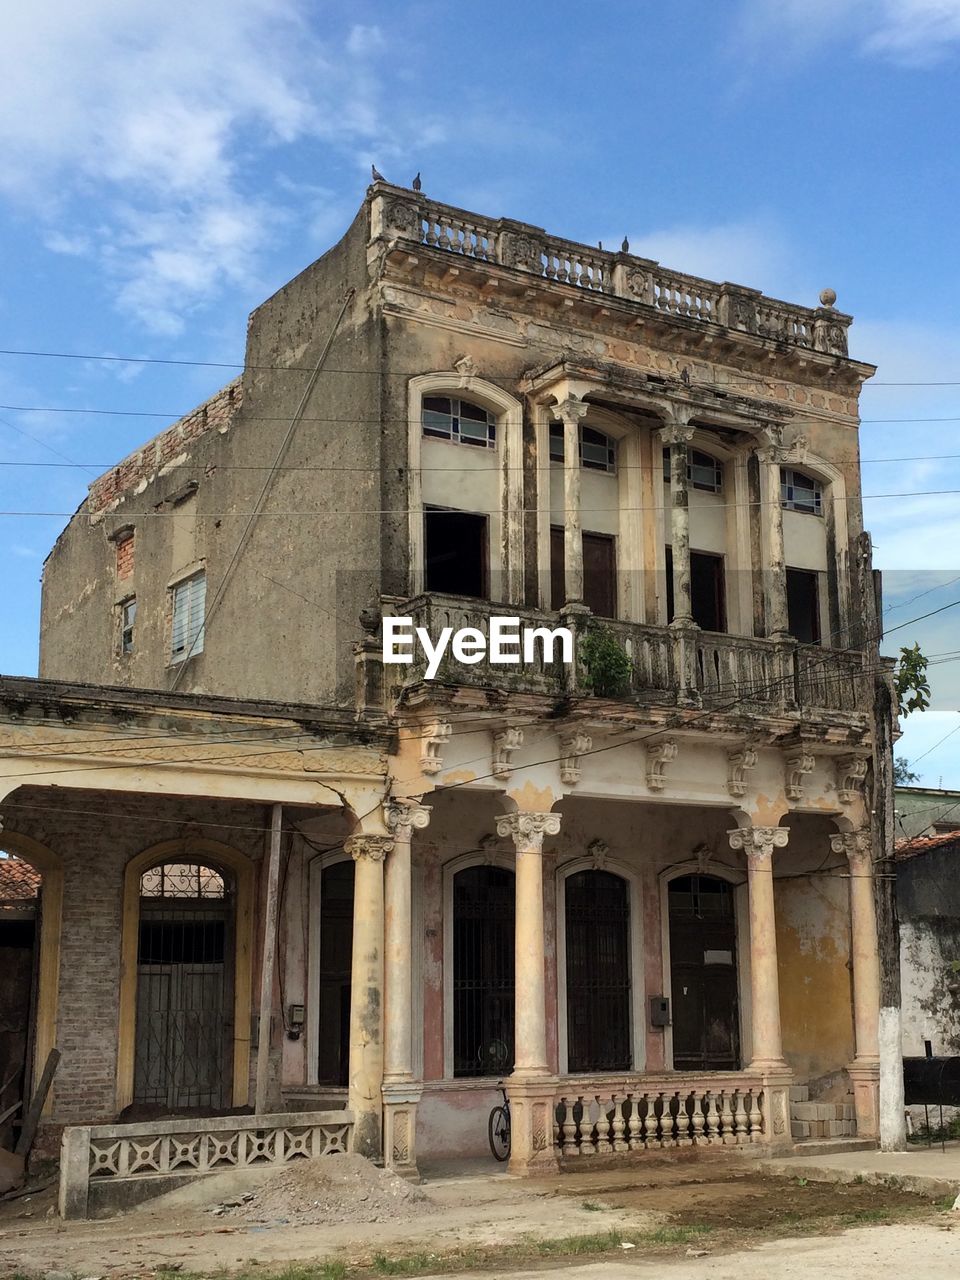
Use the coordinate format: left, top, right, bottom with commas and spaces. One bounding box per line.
170, 571, 206, 660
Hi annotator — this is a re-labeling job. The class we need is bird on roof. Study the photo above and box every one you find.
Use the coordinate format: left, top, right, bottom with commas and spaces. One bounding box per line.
371, 163, 385, 182
412, 172, 422, 192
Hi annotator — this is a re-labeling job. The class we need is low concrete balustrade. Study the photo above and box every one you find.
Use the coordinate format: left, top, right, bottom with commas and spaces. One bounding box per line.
387, 594, 867, 720
554, 1075, 765, 1157
374, 187, 850, 356
60, 1109, 354, 1219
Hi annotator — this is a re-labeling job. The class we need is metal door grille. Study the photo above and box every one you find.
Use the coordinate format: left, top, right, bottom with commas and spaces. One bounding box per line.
565, 870, 632, 1072
134, 868, 232, 1113
668, 874, 740, 1071
453, 865, 515, 1078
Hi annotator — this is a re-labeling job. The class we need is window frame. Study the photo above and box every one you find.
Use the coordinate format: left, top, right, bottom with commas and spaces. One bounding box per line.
549, 421, 617, 473
780, 466, 824, 516
169, 570, 206, 663
422, 395, 497, 450
662, 447, 724, 493
119, 596, 137, 655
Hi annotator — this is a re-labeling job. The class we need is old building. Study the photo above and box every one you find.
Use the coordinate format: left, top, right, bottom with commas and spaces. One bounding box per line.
6, 182, 895, 1189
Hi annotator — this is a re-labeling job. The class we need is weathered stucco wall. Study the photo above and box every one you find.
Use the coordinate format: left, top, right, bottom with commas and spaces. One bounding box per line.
898, 844, 960, 1056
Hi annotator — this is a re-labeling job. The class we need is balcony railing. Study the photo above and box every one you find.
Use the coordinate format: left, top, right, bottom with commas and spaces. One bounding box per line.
374, 188, 851, 357
386, 594, 867, 719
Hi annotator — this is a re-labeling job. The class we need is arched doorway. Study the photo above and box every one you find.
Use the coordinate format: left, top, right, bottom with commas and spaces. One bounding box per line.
668, 873, 741, 1071
451, 863, 515, 1078
564, 869, 632, 1073
316, 858, 355, 1087
133, 861, 234, 1113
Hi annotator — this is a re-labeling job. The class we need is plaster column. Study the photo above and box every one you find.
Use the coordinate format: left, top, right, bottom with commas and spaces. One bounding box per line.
756, 429, 790, 640
728, 823, 793, 1147
832, 829, 882, 1138
555, 396, 588, 605
659, 418, 696, 626
496, 810, 561, 1175
382, 799, 431, 1177
344, 831, 393, 1160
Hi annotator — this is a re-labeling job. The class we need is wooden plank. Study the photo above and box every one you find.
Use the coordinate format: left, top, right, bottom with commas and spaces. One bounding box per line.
14, 1047, 60, 1158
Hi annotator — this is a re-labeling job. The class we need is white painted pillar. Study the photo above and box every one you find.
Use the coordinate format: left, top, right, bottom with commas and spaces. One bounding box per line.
496, 809, 561, 1174
555, 396, 588, 605
344, 830, 393, 1160
658, 418, 696, 626
381, 800, 430, 1176
757, 430, 790, 639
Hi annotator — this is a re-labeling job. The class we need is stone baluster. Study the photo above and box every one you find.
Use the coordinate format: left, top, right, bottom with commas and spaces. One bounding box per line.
832, 829, 882, 1139
627, 1094, 643, 1150
496, 810, 562, 1174
561, 1098, 579, 1157
676, 1092, 693, 1146
691, 1091, 706, 1144
643, 1093, 659, 1149
748, 1090, 763, 1142
580, 1096, 596, 1155
611, 1095, 629, 1152
344, 830, 395, 1160
595, 1097, 612, 1154
704, 1093, 721, 1143
720, 1091, 735, 1144
734, 1091, 749, 1144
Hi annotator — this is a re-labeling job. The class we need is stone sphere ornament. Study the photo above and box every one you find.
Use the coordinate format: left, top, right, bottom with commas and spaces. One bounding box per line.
819, 288, 837, 308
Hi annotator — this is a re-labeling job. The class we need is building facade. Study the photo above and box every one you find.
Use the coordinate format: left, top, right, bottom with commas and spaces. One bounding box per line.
6, 183, 895, 1179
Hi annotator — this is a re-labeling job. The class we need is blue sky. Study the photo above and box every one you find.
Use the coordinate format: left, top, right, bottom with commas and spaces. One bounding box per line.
1, 0, 960, 783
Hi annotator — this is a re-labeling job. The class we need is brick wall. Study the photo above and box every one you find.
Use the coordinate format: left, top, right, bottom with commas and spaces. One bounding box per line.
88, 379, 242, 517
115, 533, 134, 581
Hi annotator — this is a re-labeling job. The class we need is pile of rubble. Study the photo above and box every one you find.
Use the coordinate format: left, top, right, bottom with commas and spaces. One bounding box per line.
207, 1153, 428, 1226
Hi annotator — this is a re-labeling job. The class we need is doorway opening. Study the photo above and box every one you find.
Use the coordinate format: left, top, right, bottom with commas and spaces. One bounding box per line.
666, 549, 727, 632
668, 874, 740, 1071
425, 507, 488, 599
565, 869, 632, 1072
452, 864, 515, 1078
0, 853, 41, 1148
316, 859, 355, 1087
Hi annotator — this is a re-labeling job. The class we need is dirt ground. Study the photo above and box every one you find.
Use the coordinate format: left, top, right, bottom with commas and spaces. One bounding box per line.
0, 1152, 952, 1279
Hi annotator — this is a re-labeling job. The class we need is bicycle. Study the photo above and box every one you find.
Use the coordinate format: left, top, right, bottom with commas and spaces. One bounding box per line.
487, 1082, 511, 1161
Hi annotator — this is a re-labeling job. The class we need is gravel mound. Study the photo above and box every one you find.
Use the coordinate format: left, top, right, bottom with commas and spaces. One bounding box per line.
208, 1153, 428, 1226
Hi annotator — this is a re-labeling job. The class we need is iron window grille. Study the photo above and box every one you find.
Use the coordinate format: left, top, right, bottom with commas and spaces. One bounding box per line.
170, 571, 206, 661
422, 396, 497, 448
662, 447, 723, 492
452, 865, 515, 1078
780, 467, 823, 516
140, 862, 226, 899
549, 423, 617, 472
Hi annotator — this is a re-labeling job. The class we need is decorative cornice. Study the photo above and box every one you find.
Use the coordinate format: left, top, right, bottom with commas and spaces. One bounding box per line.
836, 755, 869, 805
785, 750, 816, 803
419, 719, 451, 775
345, 833, 394, 863
492, 726, 524, 780
560, 731, 592, 785
646, 740, 678, 792
727, 745, 759, 799
495, 811, 561, 852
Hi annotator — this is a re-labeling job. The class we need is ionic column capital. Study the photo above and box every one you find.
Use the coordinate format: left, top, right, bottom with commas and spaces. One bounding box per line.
345, 833, 394, 863
830, 829, 873, 870
383, 800, 431, 841
755, 423, 790, 465
728, 825, 790, 865
554, 394, 589, 426
496, 811, 561, 854
658, 420, 695, 447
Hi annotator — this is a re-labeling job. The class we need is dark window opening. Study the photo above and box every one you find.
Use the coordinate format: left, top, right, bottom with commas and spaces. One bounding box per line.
425, 507, 488, 599
668, 874, 740, 1071
453, 865, 515, 1078
551, 527, 617, 618
318, 859, 355, 1087
786, 568, 821, 644
565, 870, 632, 1072
666, 548, 727, 632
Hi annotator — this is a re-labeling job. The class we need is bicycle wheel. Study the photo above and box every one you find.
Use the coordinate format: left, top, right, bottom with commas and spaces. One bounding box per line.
488, 1104, 510, 1161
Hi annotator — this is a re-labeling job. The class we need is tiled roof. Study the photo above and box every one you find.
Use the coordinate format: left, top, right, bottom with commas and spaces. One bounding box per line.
895, 829, 960, 860
0, 855, 41, 901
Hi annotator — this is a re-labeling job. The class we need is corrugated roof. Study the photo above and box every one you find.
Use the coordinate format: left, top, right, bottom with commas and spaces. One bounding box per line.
895, 829, 960, 860
0, 855, 41, 901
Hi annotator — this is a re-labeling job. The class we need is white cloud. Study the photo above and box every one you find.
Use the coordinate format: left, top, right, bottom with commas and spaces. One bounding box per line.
623, 218, 797, 299
0, 3, 444, 333
738, 0, 960, 66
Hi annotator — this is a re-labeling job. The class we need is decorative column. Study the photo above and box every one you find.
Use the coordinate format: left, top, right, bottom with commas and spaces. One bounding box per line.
382, 800, 431, 1177
728, 823, 793, 1148
495, 810, 562, 1174
555, 396, 588, 606
756, 427, 790, 640
658, 417, 696, 626
344, 831, 394, 1160
832, 829, 881, 1138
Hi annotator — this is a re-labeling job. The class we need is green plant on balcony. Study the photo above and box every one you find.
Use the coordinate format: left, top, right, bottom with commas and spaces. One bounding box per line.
579, 622, 633, 698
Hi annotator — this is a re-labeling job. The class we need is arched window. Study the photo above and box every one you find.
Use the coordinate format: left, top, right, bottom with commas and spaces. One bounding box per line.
667, 874, 740, 1071
452, 864, 515, 1078
422, 396, 496, 448
662, 447, 723, 492
564, 870, 632, 1072
134, 860, 234, 1112
781, 467, 823, 516
549, 422, 616, 472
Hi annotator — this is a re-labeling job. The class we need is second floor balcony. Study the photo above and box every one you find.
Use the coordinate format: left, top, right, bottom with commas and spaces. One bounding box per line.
383, 593, 870, 725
